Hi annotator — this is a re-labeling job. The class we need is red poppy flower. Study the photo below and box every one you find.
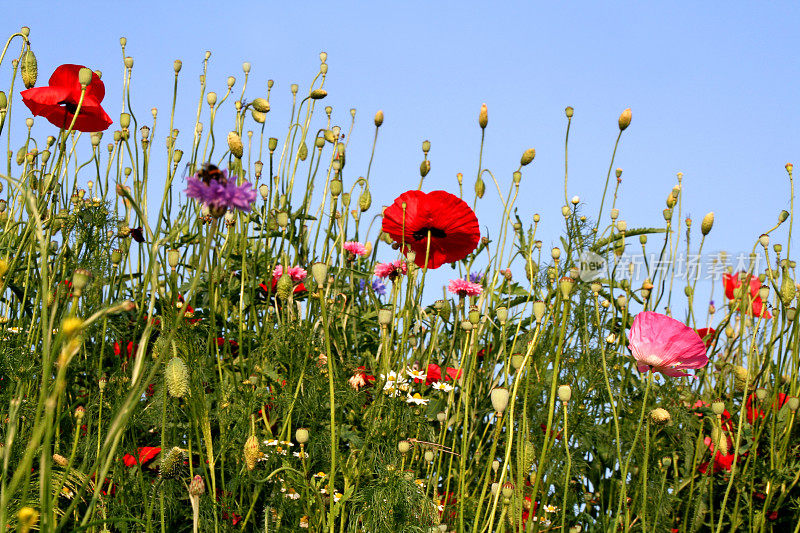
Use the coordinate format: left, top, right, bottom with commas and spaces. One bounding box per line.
426, 363, 462, 385
123, 446, 161, 468
722, 272, 771, 318
745, 392, 788, 424
695, 328, 716, 348
698, 436, 736, 473
21, 64, 112, 132
381, 190, 480, 269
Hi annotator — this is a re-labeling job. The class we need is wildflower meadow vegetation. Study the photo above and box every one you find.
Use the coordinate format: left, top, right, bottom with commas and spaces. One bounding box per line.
1, 26, 800, 533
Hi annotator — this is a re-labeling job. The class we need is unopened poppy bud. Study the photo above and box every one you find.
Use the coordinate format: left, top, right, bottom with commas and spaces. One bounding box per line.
276, 272, 293, 300
310, 88, 327, 99
561, 205, 570, 217
520, 148, 536, 166
618, 108, 631, 131
650, 407, 671, 424
533, 300, 546, 323
787, 396, 800, 411
557, 384, 572, 403
787, 162, 794, 173
373, 109, 384, 127
20, 50, 37, 89
165, 357, 189, 398
251, 97, 270, 113
779, 210, 790, 223
227, 131, 243, 158
663, 208, 673, 221
565, 106, 574, 118
398, 440, 411, 454
711, 400, 725, 415
781, 270, 796, 305
0, 91, 7, 110
423, 450, 435, 462
420, 160, 431, 179
490, 482, 499, 496
474, 174, 485, 197
330, 179, 343, 198
701, 212, 714, 235
490, 387, 510, 413
296, 427, 310, 444
77, 67, 93, 87
755, 387, 768, 401
478, 103, 488, 129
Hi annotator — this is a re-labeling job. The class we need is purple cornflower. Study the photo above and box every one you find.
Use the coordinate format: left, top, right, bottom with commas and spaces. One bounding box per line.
185, 167, 256, 217
469, 271, 483, 284
359, 278, 387, 297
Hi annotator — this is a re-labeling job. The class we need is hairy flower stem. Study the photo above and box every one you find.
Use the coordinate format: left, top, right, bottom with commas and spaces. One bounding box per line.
616, 371, 653, 532
318, 288, 337, 533
561, 402, 571, 532
594, 131, 623, 237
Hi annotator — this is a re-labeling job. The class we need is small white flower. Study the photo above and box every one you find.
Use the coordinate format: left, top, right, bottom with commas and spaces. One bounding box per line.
333, 492, 343, 503
264, 439, 279, 446
293, 450, 308, 459
543, 504, 559, 514
407, 368, 427, 381
406, 393, 429, 406
284, 488, 300, 500
432, 381, 454, 392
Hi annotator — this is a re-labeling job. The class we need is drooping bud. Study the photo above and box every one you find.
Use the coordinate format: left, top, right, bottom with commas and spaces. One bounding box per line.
20, 50, 37, 89
165, 357, 190, 398
779, 210, 790, 223
474, 174, 485, 198
781, 268, 796, 305
420, 160, 431, 178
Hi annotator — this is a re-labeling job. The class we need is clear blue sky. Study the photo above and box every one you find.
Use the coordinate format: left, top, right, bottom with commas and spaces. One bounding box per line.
3, 1, 799, 314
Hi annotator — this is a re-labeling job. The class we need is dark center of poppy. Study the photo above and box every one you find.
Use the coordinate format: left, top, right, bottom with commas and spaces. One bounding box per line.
58, 100, 79, 114
412, 226, 446, 241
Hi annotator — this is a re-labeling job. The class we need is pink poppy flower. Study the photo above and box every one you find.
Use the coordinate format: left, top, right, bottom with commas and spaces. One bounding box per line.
628, 312, 708, 377
343, 241, 368, 257
448, 278, 482, 298
272, 265, 307, 282
374, 260, 407, 280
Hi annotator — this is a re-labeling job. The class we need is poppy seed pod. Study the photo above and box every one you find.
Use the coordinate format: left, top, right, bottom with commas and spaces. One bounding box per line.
511, 354, 524, 370
559, 277, 575, 298
436, 412, 447, 424
649, 407, 671, 424
124, 56, 134, 69
618, 108, 632, 130
565, 106, 574, 118
295, 427, 309, 444
557, 384, 572, 403
119, 113, 131, 129
422, 139, 431, 153
424, 450, 435, 462
290, 83, 299, 94
206, 92, 217, 106
165, 357, 189, 398
490, 387, 510, 414
330, 179, 343, 197
311, 262, 328, 286
787, 396, 800, 411
496, 306, 508, 324
76, 67, 93, 88
173, 59, 182, 73
701, 212, 714, 236
167, 249, 180, 269
711, 400, 726, 415
72, 268, 93, 291
243, 436, 261, 471
616, 220, 627, 232
377, 307, 393, 326
479, 103, 488, 129
398, 440, 411, 454
521, 148, 536, 166
663, 208, 673, 221
533, 300, 546, 323
501, 482, 514, 498
276, 273, 293, 300
20, 50, 37, 89
310, 88, 327, 100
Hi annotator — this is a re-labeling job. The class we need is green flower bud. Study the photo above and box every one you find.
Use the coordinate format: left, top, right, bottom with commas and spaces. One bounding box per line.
310, 88, 327, 99
374, 110, 384, 127
0, 91, 7, 110
20, 50, 37, 89
490, 387, 510, 413
779, 210, 790, 223
227, 131, 243, 158
618, 108, 632, 131
474, 175, 485, 198
251, 109, 266, 123
565, 106, 574, 118
358, 189, 372, 212
165, 357, 189, 398
557, 384, 572, 403
478, 103, 488, 129
276, 272, 293, 300
520, 148, 536, 166
420, 160, 430, 178
701, 212, 714, 236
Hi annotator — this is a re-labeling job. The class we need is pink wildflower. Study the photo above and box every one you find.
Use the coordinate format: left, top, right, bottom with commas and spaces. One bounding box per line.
272, 265, 307, 282
374, 260, 407, 280
448, 279, 483, 298
628, 311, 708, 377
343, 241, 369, 257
